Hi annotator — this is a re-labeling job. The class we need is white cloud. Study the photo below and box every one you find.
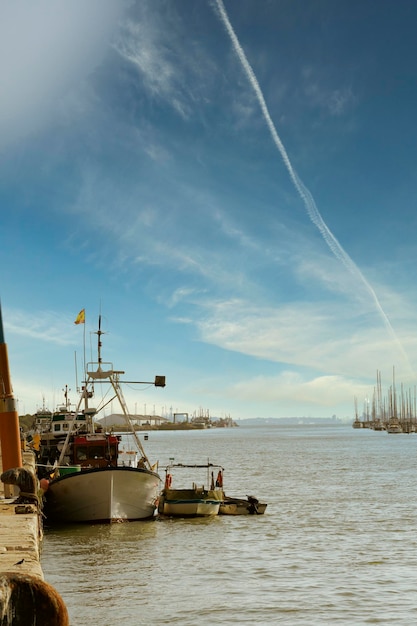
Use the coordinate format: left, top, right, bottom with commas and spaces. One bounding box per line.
0, 0, 124, 148
228, 371, 369, 410
186, 295, 416, 383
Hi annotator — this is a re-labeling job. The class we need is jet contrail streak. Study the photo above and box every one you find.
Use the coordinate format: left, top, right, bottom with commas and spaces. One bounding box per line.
213, 0, 411, 370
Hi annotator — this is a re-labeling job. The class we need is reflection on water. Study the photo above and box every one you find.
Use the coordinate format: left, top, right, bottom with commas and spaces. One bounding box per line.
42, 426, 417, 625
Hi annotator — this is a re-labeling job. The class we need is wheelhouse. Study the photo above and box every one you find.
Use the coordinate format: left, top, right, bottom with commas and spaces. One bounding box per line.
72, 433, 120, 468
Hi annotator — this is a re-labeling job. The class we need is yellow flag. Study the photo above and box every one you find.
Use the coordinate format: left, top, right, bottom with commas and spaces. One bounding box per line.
74, 309, 85, 325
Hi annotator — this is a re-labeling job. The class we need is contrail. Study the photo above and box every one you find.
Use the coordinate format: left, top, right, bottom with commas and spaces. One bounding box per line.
213, 0, 411, 370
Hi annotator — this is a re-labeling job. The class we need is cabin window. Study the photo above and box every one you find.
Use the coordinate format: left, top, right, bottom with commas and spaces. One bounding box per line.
75, 446, 88, 461
89, 446, 106, 459
53, 424, 61, 432
74, 444, 110, 461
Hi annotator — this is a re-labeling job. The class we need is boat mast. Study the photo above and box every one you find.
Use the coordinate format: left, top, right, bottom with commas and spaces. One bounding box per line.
96, 314, 103, 370
58, 314, 164, 469
89, 315, 153, 466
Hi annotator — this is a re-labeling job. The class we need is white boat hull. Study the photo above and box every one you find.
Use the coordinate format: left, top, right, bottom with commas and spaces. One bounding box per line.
45, 467, 160, 523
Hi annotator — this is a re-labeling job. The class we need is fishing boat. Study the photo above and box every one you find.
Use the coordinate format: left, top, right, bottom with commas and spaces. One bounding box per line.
41, 316, 165, 524
219, 494, 267, 515
158, 463, 223, 517
34, 385, 89, 463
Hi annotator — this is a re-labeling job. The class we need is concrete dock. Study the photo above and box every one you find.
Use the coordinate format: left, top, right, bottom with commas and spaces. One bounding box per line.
0, 302, 68, 623
0, 449, 69, 625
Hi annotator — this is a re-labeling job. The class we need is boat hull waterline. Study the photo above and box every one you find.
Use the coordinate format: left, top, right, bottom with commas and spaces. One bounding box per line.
158, 488, 222, 517
45, 466, 160, 523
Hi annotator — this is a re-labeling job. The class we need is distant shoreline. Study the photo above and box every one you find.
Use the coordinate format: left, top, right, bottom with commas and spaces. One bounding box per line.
235, 417, 349, 426
116, 417, 350, 431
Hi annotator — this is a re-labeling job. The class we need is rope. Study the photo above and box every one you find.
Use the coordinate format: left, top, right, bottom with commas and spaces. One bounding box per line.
18, 491, 39, 503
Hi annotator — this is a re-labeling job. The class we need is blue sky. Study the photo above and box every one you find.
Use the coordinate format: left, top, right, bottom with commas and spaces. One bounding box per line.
1, 0, 417, 420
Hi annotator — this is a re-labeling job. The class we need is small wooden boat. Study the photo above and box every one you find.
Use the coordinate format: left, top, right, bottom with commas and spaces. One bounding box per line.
219, 494, 267, 515
158, 463, 223, 517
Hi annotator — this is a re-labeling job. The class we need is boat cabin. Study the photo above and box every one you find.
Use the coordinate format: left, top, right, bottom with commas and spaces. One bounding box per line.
50, 411, 87, 438
72, 433, 120, 468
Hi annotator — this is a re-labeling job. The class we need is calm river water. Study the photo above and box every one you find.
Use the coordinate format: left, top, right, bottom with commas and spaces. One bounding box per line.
41, 425, 417, 625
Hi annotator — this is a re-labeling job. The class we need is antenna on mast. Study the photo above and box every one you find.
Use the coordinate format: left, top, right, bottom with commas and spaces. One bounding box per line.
96, 314, 103, 368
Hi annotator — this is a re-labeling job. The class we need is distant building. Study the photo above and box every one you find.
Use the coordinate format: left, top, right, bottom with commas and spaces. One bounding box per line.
98, 413, 169, 428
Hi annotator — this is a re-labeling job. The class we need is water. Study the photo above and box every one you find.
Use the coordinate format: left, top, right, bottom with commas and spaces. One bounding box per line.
41, 426, 417, 625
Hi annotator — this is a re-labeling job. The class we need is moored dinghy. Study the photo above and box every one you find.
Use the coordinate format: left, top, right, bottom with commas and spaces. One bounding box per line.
219, 494, 267, 515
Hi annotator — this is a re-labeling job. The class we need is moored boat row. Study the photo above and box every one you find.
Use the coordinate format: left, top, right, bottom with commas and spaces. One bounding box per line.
158, 462, 267, 518
353, 368, 417, 434
28, 314, 266, 524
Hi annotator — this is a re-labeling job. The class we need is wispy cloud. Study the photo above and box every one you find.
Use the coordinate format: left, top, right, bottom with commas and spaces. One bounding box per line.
113, 2, 217, 121
63, 149, 417, 384
178, 293, 415, 384
5, 309, 77, 346
213, 0, 412, 376
114, 18, 183, 109
302, 67, 355, 117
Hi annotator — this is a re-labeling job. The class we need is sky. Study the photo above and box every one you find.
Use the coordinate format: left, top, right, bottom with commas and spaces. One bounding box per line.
1, 0, 417, 421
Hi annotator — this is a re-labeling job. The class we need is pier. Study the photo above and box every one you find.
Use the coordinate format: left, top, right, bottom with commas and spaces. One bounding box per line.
0, 448, 68, 624
0, 443, 69, 624
0, 300, 68, 624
